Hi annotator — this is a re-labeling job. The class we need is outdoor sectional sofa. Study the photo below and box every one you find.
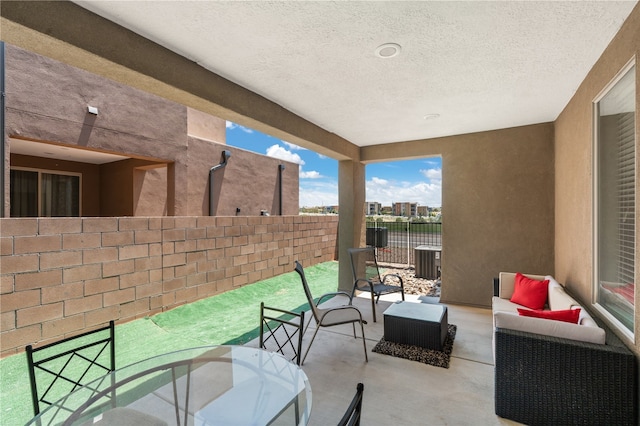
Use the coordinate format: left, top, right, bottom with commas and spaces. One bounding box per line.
492, 272, 637, 425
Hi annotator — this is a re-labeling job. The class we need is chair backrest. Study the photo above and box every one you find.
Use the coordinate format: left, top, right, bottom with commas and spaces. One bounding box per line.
337, 382, 364, 426
260, 302, 305, 365
348, 247, 381, 283
26, 320, 115, 416
294, 261, 322, 322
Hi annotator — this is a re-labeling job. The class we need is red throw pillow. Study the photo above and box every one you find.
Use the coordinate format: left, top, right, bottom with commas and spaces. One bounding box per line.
510, 272, 549, 310
517, 308, 581, 324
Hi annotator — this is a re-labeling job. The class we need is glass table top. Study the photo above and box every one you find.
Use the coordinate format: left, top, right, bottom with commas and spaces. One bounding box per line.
27, 346, 312, 426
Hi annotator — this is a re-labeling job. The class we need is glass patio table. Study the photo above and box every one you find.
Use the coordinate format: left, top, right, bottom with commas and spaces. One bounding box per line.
26, 345, 312, 426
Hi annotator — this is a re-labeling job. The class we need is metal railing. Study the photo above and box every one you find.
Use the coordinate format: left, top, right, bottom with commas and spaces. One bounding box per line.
365, 221, 442, 265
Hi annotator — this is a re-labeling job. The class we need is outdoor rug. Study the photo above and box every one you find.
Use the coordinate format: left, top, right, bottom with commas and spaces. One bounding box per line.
372, 324, 457, 368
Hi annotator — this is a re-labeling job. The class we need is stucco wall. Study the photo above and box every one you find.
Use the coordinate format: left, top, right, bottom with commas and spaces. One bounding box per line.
3, 44, 299, 218
134, 167, 169, 216
0, 215, 338, 357
3, 45, 187, 160
554, 2, 640, 350
443, 124, 555, 307
362, 123, 555, 307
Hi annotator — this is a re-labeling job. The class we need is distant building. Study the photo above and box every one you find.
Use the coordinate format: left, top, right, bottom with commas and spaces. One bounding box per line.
417, 205, 428, 216
366, 202, 382, 215
323, 205, 339, 214
392, 202, 417, 217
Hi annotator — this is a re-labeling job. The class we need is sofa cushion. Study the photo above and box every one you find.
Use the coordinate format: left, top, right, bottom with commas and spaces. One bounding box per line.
546, 275, 562, 291
492, 296, 521, 315
494, 311, 606, 344
548, 286, 579, 310
494, 294, 599, 327
498, 272, 547, 299
517, 308, 581, 324
510, 273, 549, 310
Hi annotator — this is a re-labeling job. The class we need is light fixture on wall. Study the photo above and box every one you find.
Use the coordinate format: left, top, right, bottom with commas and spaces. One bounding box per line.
87, 106, 99, 115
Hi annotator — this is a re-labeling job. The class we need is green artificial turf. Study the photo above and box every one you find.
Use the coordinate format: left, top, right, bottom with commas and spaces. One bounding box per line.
0, 261, 339, 425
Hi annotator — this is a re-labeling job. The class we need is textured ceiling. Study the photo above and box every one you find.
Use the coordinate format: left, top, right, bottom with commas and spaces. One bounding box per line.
74, 1, 637, 147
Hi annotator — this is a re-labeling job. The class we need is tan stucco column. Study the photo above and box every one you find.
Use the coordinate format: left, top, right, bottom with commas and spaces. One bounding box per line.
338, 160, 366, 293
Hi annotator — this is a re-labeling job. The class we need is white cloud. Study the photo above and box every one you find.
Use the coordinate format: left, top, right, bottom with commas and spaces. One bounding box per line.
282, 141, 306, 151
423, 158, 441, 167
317, 153, 328, 160
299, 180, 338, 207
298, 175, 441, 208
371, 177, 388, 185
265, 144, 305, 165
299, 170, 442, 208
300, 170, 322, 179
366, 176, 442, 207
226, 121, 254, 133
420, 167, 442, 180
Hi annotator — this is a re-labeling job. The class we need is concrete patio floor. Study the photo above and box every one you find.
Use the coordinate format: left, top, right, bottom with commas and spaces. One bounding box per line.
247, 293, 522, 425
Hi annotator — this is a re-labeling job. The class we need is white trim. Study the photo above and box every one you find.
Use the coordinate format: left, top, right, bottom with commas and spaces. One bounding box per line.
592, 57, 636, 339
593, 56, 636, 103
592, 303, 635, 342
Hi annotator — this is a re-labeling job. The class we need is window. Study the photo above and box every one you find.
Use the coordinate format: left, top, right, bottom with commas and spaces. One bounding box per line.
10, 168, 81, 217
594, 60, 636, 335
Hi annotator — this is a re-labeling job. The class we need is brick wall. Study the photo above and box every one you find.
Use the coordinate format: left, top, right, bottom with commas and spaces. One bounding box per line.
0, 215, 338, 357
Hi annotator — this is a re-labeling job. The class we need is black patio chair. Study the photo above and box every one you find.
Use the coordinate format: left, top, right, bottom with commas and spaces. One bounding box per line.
26, 321, 117, 416
260, 302, 305, 365
26, 320, 166, 425
337, 383, 364, 426
294, 260, 368, 365
348, 246, 405, 322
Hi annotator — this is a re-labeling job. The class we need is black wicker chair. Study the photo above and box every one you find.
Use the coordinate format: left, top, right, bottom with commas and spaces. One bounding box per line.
495, 316, 637, 425
337, 383, 364, 426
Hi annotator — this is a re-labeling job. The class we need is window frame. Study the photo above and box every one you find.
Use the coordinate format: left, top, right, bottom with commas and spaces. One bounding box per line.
592, 56, 637, 340
10, 166, 82, 217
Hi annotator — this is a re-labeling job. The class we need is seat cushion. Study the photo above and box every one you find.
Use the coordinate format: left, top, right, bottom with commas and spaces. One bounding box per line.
494, 311, 606, 344
317, 306, 363, 326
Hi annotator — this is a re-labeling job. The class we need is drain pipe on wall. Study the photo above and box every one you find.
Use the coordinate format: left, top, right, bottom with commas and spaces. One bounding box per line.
209, 150, 232, 216
278, 164, 285, 215
0, 42, 5, 217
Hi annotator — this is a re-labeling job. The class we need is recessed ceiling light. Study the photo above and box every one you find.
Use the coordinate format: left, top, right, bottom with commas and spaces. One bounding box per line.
375, 43, 401, 58
423, 114, 440, 120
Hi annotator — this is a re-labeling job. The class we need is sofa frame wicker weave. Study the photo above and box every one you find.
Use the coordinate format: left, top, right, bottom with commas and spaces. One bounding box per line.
495, 315, 637, 425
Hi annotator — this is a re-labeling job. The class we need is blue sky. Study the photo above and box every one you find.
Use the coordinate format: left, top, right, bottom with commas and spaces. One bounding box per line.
226, 122, 442, 208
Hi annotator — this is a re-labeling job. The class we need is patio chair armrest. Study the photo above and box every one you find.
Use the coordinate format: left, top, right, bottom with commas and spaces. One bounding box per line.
382, 273, 403, 287
318, 305, 367, 324
317, 291, 352, 305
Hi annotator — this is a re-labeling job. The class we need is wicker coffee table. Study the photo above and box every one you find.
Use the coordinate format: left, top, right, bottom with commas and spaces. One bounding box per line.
383, 301, 448, 351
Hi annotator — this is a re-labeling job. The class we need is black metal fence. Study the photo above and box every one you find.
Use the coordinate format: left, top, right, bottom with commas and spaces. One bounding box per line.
365, 221, 442, 265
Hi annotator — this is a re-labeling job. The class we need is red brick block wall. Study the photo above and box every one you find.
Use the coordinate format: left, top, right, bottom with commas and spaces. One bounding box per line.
0, 215, 338, 357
